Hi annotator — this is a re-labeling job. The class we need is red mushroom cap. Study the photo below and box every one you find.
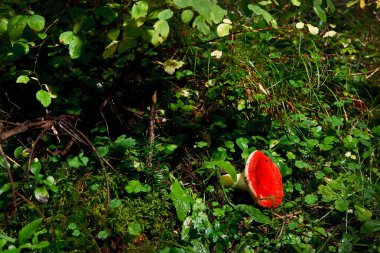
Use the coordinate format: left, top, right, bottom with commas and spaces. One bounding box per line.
244, 150, 283, 208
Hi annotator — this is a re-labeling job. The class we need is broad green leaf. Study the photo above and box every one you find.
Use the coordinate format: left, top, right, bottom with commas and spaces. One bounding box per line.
334, 198, 349, 212
30, 161, 42, 175
68, 35, 84, 59
158, 9, 174, 20
248, 4, 277, 28
372, 125, 380, 136
18, 218, 42, 244
169, 180, 193, 222
16, 75, 30, 84
360, 220, 380, 234
103, 40, 118, 59
210, 4, 227, 24
27, 14, 45, 32
131, 1, 149, 20
203, 160, 237, 182
0, 183, 11, 196
313, 0, 327, 22
36, 90, 51, 107
0, 18, 8, 33
291, 0, 301, 6
8, 15, 28, 40
192, 0, 212, 18
34, 187, 49, 203
216, 23, 231, 37
305, 194, 318, 205
238, 204, 271, 224
181, 10, 194, 24
354, 204, 372, 222
153, 20, 169, 45
192, 15, 210, 35
0, 233, 16, 243
173, 0, 192, 8
59, 31, 75, 45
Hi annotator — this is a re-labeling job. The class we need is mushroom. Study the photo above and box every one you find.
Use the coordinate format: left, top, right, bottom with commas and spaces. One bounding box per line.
220, 150, 283, 208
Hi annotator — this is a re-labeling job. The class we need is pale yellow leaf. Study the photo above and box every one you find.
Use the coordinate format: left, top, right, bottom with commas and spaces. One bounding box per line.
307, 24, 319, 35
211, 50, 223, 59
295, 22, 304, 29
323, 30, 337, 38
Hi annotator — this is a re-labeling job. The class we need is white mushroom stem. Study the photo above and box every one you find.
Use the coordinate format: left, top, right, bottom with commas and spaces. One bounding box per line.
220, 172, 249, 192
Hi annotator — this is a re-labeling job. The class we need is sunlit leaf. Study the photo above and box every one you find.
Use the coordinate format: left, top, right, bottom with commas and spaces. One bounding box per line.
36, 90, 51, 107
211, 50, 222, 59
7, 15, 27, 40
307, 24, 319, 35
103, 40, 118, 59
291, 0, 301, 6
27, 14, 45, 32
131, 1, 149, 20
0, 18, 8, 33
34, 187, 49, 203
19, 218, 42, 244
217, 23, 231, 37
169, 180, 193, 222
161, 59, 184, 75
313, 0, 327, 22
16, 75, 30, 84
158, 9, 174, 20
323, 30, 337, 38
181, 10, 194, 23
296, 22, 304, 29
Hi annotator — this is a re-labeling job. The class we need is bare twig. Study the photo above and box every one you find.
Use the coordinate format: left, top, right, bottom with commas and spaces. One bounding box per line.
147, 90, 157, 169
0, 144, 17, 211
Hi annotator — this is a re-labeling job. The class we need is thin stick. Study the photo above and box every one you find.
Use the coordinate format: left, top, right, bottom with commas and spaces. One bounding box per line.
0, 144, 17, 210
147, 89, 157, 169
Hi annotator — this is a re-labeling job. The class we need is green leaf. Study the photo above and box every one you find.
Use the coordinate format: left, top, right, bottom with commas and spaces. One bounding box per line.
360, 220, 380, 234
372, 125, 380, 137
103, 40, 118, 59
97, 230, 109, 240
8, 15, 28, 40
27, 14, 45, 32
110, 199, 121, 209
158, 9, 174, 20
169, 180, 193, 222
173, 0, 192, 8
192, 15, 210, 35
210, 4, 227, 24
334, 198, 349, 212
34, 187, 49, 203
248, 4, 277, 28
128, 222, 142, 236
30, 161, 42, 175
18, 218, 42, 244
68, 35, 84, 59
203, 160, 237, 182
152, 20, 169, 46
59, 31, 75, 45
291, 0, 301, 6
0, 18, 8, 33
181, 10, 194, 24
354, 204, 372, 222
68, 153, 89, 168
68, 223, 77, 230
305, 194, 318, 205
16, 75, 30, 84
0, 234, 16, 243
237, 204, 271, 224
216, 23, 231, 37
313, 0, 327, 22
131, 1, 149, 20
36, 90, 51, 107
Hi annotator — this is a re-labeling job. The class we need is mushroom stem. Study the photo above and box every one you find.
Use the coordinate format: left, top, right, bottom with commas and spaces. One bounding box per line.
220, 172, 249, 192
